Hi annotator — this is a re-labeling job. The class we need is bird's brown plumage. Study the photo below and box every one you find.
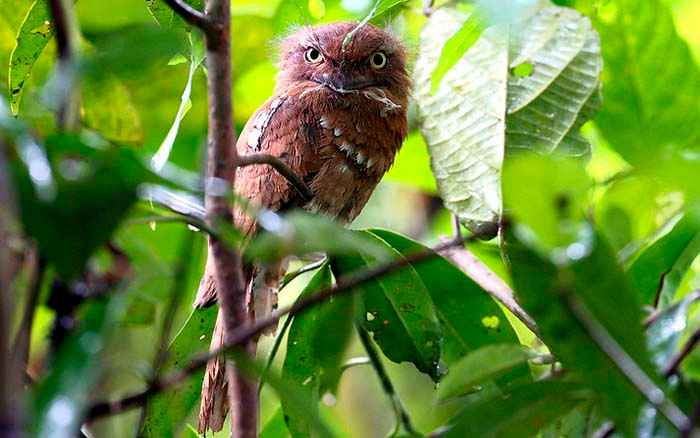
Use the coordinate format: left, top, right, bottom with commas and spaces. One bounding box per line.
196, 21, 410, 433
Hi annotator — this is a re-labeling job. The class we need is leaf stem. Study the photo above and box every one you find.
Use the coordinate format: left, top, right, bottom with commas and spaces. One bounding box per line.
356, 324, 417, 436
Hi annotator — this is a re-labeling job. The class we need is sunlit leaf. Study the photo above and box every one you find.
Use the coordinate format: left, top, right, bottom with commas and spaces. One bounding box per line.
81, 74, 144, 145
414, 5, 601, 234
261, 408, 289, 438
332, 232, 442, 381
595, 0, 700, 165
436, 344, 531, 401
8, 0, 56, 114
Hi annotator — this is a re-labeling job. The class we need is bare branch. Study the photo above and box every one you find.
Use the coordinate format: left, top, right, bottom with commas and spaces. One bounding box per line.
86, 234, 474, 420
48, 0, 79, 129
162, 0, 209, 30
13, 251, 46, 370
201, 0, 258, 434
438, 244, 539, 336
239, 154, 314, 203
664, 326, 700, 378
0, 138, 21, 437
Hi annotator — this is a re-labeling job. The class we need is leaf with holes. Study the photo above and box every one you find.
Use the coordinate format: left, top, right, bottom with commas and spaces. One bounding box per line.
332, 232, 442, 381
368, 229, 522, 365
413, 5, 601, 234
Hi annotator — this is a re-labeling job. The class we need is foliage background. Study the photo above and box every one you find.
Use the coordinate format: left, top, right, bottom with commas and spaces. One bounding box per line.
4, 0, 700, 436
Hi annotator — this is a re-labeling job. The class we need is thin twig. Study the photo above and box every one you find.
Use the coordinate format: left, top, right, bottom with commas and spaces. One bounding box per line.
566, 295, 691, 432
162, 0, 209, 30
664, 327, 700, 378
48, 0, 79, 129
357, 325, 417, 435
340, 357, 371, 371
438, 244, 539, 335
86, 234, 474, 419
644, 290, 700, 328
13, 253, 46, 370
239, 154, 314, 203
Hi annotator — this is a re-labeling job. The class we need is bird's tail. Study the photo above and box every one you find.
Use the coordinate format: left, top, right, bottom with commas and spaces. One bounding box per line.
195, 246, 285, 433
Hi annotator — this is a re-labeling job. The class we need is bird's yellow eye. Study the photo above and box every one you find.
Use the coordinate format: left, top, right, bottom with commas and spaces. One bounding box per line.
304, 48, 323, 64
370, 52, 387, 69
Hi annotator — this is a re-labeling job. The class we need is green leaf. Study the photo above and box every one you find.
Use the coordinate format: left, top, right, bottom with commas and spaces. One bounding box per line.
273, 0, 312, 35
628, 212, 700, 306
502, 154, 592, 253
8, 0, 56, 114
414, 5, 601, 234
282, 264, 351, 437
10, 133, 147, 279
594, 0, 700, 166
506, 227, 661, 435
442, 381, 588, 437
261, 408, 289, 438
141, 306, 218, 437
246, 211, 392, 264
430, 10, 486, 93
436, 344, 531, 401
81, 74, 144, 145
368, 229, 522, 365
503, 154, 662, 435
32, 296, 124, 437
332, 232, 442, 381
146, 0, 175, 27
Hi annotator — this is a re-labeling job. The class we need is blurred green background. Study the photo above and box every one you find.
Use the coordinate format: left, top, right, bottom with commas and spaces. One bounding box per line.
3, 0, 700, 436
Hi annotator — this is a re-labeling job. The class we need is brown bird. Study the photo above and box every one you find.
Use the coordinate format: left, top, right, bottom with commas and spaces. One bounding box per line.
195, 21, 410, 433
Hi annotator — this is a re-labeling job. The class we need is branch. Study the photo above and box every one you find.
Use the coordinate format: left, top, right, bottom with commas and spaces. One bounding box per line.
566, 294, 690, 433
664, 327, 700, 378
0, 139, 21, 437
86, 234, 474, 420
162, 0, 209, 30
357, 325, 417, 435
239, 154, 314, 203
13, 252, 46, 370
48, 0, 79, 129
438, 244, 539, 336
201, 0, 257, 435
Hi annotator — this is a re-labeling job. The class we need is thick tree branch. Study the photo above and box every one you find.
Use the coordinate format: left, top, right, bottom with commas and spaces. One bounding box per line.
86, 234, 474, 420
200, 0, 258, 435
162, 0, 209, 30
438, 244, 539, 336
0, 139, 21, 437
238, 154, 314, 203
